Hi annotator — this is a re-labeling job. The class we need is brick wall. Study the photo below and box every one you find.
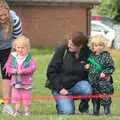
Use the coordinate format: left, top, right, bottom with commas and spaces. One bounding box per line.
11, 6, 87, 47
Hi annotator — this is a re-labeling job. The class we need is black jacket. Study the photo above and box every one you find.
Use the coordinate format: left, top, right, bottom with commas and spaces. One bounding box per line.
47, 45, 91, 92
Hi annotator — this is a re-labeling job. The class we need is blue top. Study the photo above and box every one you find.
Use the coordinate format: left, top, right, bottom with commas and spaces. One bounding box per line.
0, 10, 22, 50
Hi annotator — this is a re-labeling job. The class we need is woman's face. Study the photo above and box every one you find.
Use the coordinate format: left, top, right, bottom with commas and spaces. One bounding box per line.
0, 8, 9, 24
68, 40, 82, 53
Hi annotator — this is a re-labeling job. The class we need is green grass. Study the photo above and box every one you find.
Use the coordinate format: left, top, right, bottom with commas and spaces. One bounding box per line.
1, 48, 120, 120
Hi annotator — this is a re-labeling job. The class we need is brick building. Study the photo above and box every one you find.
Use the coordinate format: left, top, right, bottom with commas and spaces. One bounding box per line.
7, 0, 100, 47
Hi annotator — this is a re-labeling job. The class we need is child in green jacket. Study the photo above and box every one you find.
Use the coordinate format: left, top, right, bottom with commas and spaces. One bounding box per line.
85, 35, 115, 116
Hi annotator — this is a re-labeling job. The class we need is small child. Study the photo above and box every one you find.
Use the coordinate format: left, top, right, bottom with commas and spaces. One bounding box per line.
6, 35, 36, 116
85, 35, 115, 116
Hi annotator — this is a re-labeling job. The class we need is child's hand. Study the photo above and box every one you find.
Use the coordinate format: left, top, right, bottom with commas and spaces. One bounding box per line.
84, 64, 90, 70
18, 70, 22, 75
12, 68, 17, 74
100, 72, 106, 78
100, 73, 110, 80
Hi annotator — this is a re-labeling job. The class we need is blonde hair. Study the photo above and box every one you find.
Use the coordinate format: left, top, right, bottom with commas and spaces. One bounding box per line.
0, 0, 13, 40
0, 0, 9, 9
89, 35, 106, 50
13, 35, 31, 52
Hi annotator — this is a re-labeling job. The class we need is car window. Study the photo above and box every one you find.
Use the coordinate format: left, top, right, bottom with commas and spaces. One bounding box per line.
91, 23, 108, 32
102, 20, 114, 28
102, 17, 119, 28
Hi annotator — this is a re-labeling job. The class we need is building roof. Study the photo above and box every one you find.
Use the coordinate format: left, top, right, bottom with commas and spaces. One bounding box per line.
7, 0, 101, 7
7, 0, 101, 2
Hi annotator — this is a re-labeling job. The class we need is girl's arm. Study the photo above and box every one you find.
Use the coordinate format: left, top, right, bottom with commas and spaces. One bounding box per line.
19, 59, 36, 75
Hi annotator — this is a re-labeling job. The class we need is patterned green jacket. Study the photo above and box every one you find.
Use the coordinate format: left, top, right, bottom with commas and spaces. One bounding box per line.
88, 51, 115, 83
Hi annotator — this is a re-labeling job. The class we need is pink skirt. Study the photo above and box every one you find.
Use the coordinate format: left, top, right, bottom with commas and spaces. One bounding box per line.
11, 86, 32, 105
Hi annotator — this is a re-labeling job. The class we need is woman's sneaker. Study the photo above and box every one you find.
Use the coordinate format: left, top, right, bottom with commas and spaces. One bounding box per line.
2, 104, 14, 115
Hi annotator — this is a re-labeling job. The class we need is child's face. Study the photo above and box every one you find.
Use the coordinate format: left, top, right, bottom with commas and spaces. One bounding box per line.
15, 43, 28, 56
93, 44, 104, 53
0, 8, 9, 24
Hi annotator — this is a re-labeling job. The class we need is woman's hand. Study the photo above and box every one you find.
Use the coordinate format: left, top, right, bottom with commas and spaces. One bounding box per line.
60, 88, 68, 95
84, 64, 90, 70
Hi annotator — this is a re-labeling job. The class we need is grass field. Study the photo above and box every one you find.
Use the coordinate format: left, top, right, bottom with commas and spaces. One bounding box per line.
0, 48, 120, 120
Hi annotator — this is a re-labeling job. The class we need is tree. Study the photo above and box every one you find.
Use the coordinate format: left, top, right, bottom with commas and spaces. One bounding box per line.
97, 0, 117, 18
93, 0, 120, 22
114, 0, 120, 22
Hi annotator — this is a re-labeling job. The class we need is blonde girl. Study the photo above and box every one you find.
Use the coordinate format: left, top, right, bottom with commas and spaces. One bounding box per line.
6, 35, 36, 116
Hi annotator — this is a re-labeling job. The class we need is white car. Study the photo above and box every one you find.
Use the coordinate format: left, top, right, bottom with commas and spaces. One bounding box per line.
91, 20, 116, 47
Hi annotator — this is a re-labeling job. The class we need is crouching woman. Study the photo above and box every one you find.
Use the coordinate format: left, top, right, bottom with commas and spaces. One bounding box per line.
46, 32, 92, 115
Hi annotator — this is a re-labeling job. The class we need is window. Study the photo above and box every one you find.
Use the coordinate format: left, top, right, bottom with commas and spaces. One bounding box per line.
91, 24, 107, 32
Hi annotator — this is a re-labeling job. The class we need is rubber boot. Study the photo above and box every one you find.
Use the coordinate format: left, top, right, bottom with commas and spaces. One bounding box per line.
79, 99, 89, 114
103, 104, 111, 115
92, 100, 100, 116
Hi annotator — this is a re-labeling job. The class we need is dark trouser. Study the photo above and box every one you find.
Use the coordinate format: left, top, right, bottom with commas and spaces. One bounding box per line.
92, 99, 111, 115
92, 99, 100, 115
91, 80, 114, 115
91, 80, 113, 105
79, 99, 90, 113
0, 48, 11, 79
